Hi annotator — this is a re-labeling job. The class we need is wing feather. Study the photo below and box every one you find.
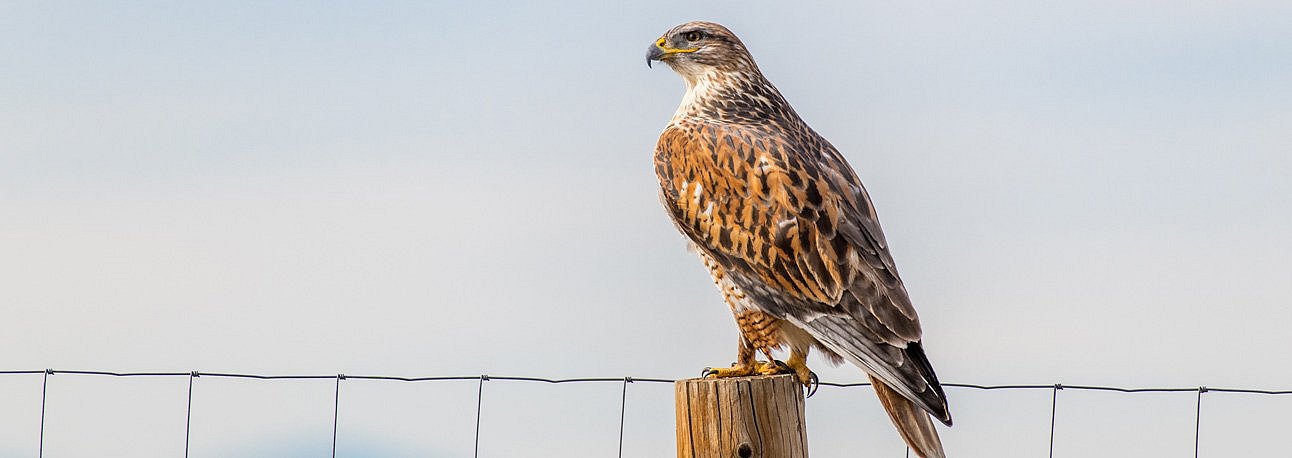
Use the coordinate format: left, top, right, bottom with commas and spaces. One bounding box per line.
656, 120, 950, 422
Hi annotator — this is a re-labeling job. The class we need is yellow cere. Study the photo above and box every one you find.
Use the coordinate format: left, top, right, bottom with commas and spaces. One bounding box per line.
656, 36, 698, 54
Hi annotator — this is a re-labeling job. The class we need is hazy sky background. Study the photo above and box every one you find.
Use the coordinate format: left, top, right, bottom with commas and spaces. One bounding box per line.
2, 1, 1290, 457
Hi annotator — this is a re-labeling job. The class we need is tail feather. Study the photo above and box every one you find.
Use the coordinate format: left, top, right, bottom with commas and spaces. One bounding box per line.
870, 374, 946, 458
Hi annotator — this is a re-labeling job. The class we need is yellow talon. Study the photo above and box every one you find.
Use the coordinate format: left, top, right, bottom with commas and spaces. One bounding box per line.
782, 352, 820, 397
703, 360, 792, 379
784, 354, 813, 387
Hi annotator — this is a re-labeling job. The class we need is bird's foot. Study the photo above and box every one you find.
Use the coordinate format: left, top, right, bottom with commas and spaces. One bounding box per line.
701, 360, 818, 396
702, 360, 791, 379
783, 356, 819, 398
803, 371, 820, 398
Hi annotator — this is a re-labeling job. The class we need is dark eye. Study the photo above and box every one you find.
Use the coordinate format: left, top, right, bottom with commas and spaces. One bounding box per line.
683, 31, 703, 42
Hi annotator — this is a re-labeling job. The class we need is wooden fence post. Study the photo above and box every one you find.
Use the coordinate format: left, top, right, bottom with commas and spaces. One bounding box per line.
675, 374, 808, 458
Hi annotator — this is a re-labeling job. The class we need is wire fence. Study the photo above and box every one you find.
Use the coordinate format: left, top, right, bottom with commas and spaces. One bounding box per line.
4, 369, 1291, 457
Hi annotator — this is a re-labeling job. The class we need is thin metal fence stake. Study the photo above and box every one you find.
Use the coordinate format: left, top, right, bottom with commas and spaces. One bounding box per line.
618, 377, 632, 458
185, 371, 197, 458
1195, 386, 1207, 458
39, 369, 51, 458
1049, 384, 1062, 458
332, 374, 345, 458
474, 375, 488, 458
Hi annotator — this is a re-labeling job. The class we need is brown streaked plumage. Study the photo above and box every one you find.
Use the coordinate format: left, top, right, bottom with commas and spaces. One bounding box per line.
648, 21, 951, 457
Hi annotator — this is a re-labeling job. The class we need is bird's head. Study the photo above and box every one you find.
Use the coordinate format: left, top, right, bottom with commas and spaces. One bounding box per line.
647, 21, 757, 83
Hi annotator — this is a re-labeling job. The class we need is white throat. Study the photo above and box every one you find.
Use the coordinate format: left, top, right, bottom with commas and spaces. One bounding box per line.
669, 70, 722, 124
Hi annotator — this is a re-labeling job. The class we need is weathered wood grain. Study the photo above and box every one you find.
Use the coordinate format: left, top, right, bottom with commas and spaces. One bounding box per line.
676, 374, 808, 458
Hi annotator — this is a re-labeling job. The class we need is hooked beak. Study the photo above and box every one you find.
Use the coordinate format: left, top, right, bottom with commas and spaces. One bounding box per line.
646, 36, 697, 68
646, 41, 666, 68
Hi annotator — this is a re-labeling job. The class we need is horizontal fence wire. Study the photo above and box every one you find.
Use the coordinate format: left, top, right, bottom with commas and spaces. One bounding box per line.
6, 370, 1289, 394
7, 369, 1292, 457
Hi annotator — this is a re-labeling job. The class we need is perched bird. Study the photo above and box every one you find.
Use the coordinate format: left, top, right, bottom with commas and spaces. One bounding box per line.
647, 21, 952, 457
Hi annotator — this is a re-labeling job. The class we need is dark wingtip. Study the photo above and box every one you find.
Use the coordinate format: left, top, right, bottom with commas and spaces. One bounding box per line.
906, 341, 953, 425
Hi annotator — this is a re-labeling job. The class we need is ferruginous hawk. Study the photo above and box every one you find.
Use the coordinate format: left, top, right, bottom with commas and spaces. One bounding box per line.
647, 21, 952, 458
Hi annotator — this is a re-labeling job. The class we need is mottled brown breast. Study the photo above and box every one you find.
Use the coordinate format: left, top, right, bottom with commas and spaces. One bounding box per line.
655, 120, 855, 307
655, 117, 923, 344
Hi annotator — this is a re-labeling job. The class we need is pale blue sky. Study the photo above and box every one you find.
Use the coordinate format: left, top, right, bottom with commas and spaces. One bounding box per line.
2, 1, 1291, 456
